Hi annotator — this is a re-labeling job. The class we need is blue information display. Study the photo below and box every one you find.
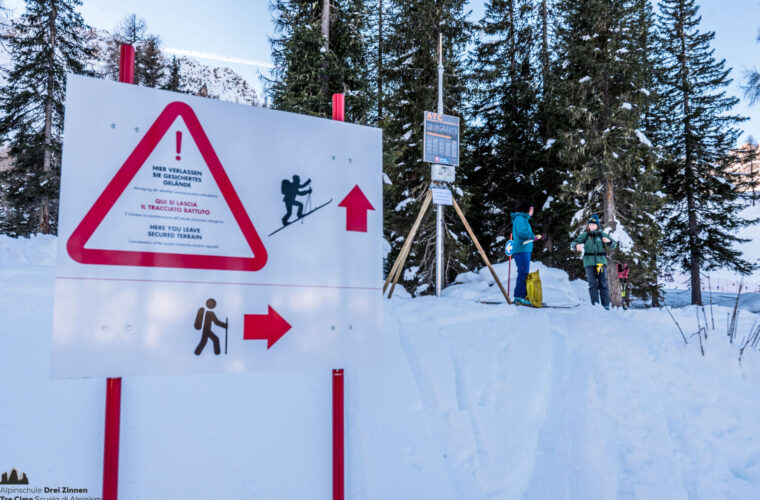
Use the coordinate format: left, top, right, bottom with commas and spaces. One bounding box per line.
423, 111, 460, 166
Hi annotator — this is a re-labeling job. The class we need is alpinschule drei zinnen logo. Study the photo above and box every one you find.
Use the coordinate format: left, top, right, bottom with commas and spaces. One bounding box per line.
0, 468, 29, 484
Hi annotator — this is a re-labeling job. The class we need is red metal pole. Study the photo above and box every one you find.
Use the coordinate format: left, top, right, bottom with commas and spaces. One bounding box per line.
331, 92, 345, 500
102, 44, 134, 500
332, 93, 345, 122
103, 377, 121, 500
118, 44, 134, 85
332, 369, 345, 500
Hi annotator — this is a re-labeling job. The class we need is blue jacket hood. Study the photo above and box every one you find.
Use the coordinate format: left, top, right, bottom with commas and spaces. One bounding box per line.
511, 212, 531, 221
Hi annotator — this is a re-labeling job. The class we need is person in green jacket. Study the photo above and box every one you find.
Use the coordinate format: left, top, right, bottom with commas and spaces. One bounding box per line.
571, 214, 618, 309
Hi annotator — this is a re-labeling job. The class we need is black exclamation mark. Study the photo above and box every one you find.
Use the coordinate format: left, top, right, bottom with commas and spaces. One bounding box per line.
176, 131, 182, 161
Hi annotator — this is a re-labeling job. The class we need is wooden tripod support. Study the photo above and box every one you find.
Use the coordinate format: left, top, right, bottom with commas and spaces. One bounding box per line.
383, 189, 512, 304
383, 191, 432, 298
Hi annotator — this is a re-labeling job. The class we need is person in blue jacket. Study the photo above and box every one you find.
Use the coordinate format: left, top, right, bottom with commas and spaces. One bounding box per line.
511, 201, 542, 306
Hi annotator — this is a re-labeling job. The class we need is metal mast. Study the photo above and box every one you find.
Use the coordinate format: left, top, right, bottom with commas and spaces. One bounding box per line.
435, 32, 444, 297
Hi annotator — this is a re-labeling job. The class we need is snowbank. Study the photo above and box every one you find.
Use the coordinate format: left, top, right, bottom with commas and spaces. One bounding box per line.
3, 236, 760, 498
570, 278, 591, 304
0, 233, 56, 266
443, 260, 583, 307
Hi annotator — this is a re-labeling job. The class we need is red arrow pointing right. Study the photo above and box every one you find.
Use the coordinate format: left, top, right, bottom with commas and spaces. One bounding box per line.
338, 185, 375, 232
243, 306, 292, 349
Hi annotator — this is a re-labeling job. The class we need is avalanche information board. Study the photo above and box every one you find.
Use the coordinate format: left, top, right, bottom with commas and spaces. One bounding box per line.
52, 75, 382, 378
423, 111, 460, 166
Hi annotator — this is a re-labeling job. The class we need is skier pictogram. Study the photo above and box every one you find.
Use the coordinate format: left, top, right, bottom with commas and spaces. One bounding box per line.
281, 175, 311, 226
269, 175, 332, 236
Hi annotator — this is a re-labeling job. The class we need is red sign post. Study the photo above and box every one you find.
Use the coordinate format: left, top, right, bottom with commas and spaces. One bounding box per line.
101, 43, 134, 500
332, 92, 345, 500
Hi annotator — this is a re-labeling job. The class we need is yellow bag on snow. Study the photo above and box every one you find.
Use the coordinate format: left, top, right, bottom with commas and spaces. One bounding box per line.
526, 270, 543, 308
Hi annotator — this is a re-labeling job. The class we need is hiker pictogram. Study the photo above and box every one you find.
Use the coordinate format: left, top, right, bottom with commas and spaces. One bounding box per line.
193, 298, 228, 356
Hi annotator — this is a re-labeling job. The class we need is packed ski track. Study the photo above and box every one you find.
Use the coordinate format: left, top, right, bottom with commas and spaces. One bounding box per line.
376, 298, 760, 499
2, 235, 760, 498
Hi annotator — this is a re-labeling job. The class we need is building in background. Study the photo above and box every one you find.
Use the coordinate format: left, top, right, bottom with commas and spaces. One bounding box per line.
0, 146, 13, 219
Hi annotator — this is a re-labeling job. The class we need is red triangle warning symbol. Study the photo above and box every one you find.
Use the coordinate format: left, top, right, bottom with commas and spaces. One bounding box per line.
66, 101, 268, 272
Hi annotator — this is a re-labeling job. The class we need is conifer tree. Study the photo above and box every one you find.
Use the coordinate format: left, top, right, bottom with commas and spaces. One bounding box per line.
0, 0, 93, 236
467, 0, 546, 258
381, 0, 471, 291
162, 55, 183, 92
103, 14, 145, 79
550, 0, 663, 303
526, 0, 578, 272
265, 0, 372, 123
103, 15, 165, 88
656, 0, 755, 305
623, 0, 665, 303
743, 24, 760, 105
137, 34, 165, 88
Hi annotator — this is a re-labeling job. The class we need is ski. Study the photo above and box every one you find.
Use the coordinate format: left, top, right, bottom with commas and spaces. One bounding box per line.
268, 199, 333, 236
477, 300, 580, 309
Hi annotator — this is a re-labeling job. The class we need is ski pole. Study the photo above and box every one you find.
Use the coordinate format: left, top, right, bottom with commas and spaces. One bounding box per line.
224, 317, 228, 355
507, 233, 512, 301
303, 192, 312, 224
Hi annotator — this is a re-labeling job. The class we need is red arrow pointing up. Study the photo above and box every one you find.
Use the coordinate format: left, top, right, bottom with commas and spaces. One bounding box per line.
243, 306, 292, 349
338, 185, 375, 232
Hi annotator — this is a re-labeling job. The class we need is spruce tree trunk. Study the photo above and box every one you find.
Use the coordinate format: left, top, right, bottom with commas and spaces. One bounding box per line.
687, 188, 702, 305
607, 259, 622, 308
540, 0, 552, 266
41, 5, 57, 235
378, 0, 383, 119
509, 0, 516, 74
321, 0, 331, 106
603, 175, 622, 307
508, 0, 518, 173
652, 274, 661, 307
541, 0, 549, 96
678, 4, 702, 305
321, 0, 330, 48
603, 175, 616, 230
544, 235, 553, 266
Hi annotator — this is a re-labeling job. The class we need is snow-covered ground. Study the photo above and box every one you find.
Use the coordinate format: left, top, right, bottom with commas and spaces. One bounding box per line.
2, 236, 760, 498
442, 261, 582, 308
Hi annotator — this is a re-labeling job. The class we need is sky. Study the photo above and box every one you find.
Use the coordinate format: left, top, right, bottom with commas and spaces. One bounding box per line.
3, 0, 759, 142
